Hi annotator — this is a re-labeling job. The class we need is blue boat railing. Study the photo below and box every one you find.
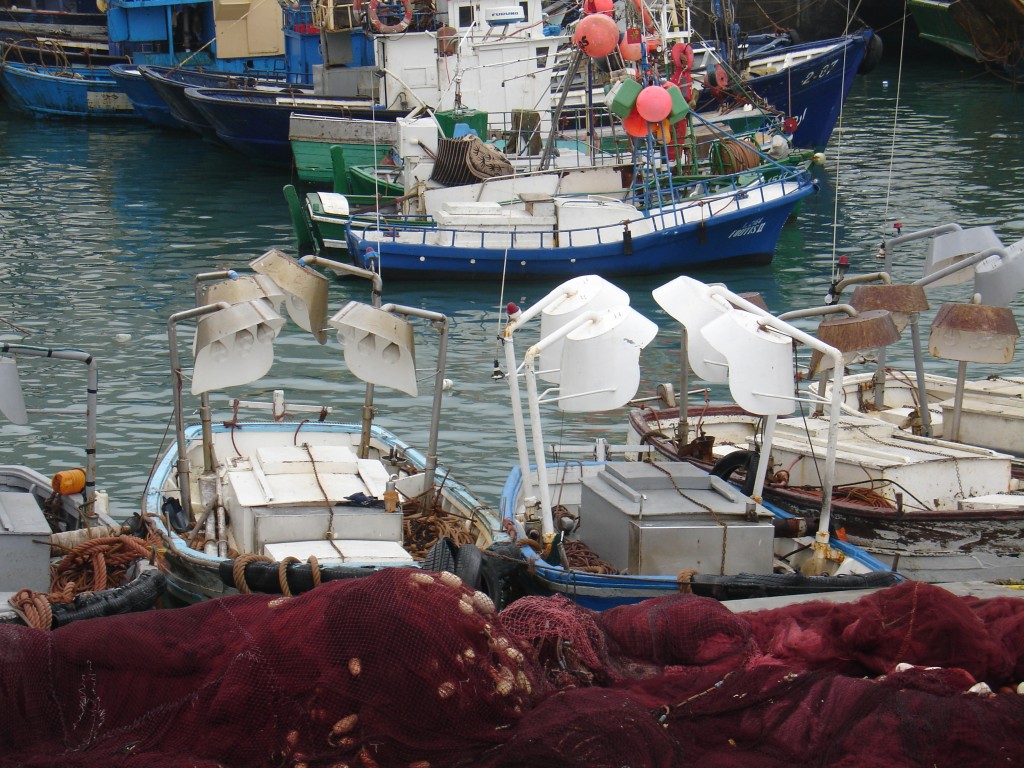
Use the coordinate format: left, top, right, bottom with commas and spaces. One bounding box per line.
349, 166, 812, 251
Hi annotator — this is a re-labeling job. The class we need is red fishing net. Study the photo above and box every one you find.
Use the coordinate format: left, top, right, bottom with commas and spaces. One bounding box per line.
2, 573, 1023, 767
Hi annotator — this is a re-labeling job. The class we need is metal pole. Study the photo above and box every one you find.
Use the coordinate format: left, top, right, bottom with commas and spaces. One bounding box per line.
948, 360, 968, 442
909, 315, 932, 436
378, 303, 447, 498
302, 256, 384, 458
167, 303, 229, 520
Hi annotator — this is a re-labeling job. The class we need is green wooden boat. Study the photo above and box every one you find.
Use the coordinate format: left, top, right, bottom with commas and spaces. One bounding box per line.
346, 164, 404, 198
908, 0, 981, 61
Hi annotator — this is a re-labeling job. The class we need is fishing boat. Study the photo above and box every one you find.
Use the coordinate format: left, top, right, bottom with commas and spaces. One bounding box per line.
0, 343, 165, 628
185, 87, 407, 166
480, 275, 897, 610
909, 0, 1024, 80
0, 0, 106, 44
0, 36, 127, 67
693, 29, 877, 149
551, 1, 877, 150
343, 161, 814, 279
142, 250, 503, 604
626, 268, 1024, 582
0, 60, 141, 118
817, 221, 1024, 456
134, 63, 313, 135
184, 0, 567, 165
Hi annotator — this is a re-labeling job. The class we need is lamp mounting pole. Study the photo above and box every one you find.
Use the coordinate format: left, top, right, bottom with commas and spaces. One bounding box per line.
302, 256, 383, 459
167, 302, 230, 520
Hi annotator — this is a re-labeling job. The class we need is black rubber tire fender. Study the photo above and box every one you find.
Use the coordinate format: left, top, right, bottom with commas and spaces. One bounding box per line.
422, 536, 458, 574
479, 542, 527, 611
710, 449, 758, 497
455, 543, 483, 589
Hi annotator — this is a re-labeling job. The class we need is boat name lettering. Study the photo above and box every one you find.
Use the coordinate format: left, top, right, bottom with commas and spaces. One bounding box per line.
728, 218, 767, 239
801, 58, 839, 87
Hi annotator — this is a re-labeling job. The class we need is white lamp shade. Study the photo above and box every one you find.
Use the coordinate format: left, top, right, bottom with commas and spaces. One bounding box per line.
922, 227, 1002, 288
0, 356, 28, 425
538, 275, 630, 383
250, 249, 330, 343
701, 310, 795, 415
329, 302, 418, 396
974, 251, 1024, 308
557, 306, 658, 412
191, 300, 285, 394
652, 275, 730, 382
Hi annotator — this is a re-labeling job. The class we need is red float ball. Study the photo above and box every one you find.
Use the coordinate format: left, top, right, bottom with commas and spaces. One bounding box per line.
636, 85, 672, 123
573, 14, 619, 58
622, 109, 649, 138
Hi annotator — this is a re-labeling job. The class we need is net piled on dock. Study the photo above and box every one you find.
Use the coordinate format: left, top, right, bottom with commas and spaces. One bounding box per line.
1, 572, 1023, 767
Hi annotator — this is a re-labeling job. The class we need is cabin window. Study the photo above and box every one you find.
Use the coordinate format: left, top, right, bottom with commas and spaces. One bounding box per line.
458, 5, 474, 27
536, 46, 548, 68
519, 1, 529, 21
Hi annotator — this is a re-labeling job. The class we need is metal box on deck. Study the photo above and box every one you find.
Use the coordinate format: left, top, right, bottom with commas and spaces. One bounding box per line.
579, 462, 773, 576
0, 491, 51, 593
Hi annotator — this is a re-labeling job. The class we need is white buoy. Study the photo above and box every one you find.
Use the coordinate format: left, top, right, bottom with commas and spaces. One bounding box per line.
114, 333, 131, 342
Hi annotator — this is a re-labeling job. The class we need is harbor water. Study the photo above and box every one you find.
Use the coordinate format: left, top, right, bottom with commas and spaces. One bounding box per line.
1, 55, 1023, 516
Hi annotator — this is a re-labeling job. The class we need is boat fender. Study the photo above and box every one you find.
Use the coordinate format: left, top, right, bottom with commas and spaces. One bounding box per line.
858, 31, 883, 75
367, 0, 413, 34
161, 496, 190, 534
455, 543, 483, 589
710, 449, 758, 497
48, 570, 167, 628
479, 542, 527, 611
688, 570, 901, 601
622, 221, 632, 255
422, 536, 459, 574
217, 558, 379, 594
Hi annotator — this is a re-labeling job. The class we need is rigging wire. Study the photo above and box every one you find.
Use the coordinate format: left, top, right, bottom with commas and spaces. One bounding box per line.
882, 0, 909, 225
828, 2, 854, 282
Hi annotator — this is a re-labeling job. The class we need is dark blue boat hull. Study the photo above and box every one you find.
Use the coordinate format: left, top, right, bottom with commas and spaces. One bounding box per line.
345, 178, 815, 279
185, 88, 406, 166
108, 64, 179, 129
703, 31, 871, 149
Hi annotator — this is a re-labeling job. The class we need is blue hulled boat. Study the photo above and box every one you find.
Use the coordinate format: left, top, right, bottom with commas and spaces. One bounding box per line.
344, 166, 816, 279
185, 87, 406, 166
479, 274, 900, 611
698, 30, 875, 149
497, 461, 899, 610
108, 64, 180, 128
0, 61, 140, 119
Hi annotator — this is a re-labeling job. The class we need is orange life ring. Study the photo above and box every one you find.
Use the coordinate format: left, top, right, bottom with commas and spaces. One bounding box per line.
631, 0, 655, 33
368, 0, 412, 33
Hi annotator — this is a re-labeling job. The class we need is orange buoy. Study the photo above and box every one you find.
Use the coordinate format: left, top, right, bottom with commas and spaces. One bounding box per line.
52, 468, 86, 495
622, 109, 649, 138
636, 84, 672, 122
573, 14, 619, 58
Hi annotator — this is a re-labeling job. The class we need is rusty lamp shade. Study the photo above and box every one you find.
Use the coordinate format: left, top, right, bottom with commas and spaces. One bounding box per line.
928, 303, 1019, 365
849, 284, 929, 333
808, 309, 901, 375
736, 291, 769, 312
